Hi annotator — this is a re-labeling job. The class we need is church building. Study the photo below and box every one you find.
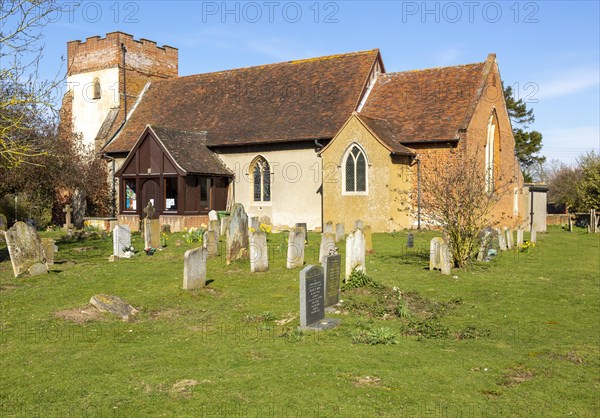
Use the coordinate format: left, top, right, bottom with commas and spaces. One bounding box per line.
63, 32, 529, 232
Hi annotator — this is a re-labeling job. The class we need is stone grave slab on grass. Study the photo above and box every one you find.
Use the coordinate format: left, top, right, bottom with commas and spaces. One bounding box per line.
226, 204, 249, 264
286, 227, 306, 269
429, 237, 444, 270
183, 247, 207, 290
112, 225, 131, 259
323, 254, 341, 308
249, 230, 269, 272
318, 233, 336, 263
203, 230, 219, 258
90, 294, 138, 321
5, 221, 47, 277
300, 264, 341, 330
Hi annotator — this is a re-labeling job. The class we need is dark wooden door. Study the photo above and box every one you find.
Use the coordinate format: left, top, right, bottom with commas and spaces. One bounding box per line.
141, 179, 160, 218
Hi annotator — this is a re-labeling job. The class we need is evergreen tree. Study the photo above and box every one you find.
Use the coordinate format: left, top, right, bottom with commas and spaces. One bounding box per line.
503, 84, 545, 182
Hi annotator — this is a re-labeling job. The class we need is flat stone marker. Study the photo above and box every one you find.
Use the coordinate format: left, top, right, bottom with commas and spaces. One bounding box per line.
226, 204, 249, 264
517, 228, 524, 247
286, 227, 306, 269
208, 210, 218, 222
354, 219, 364, 230
505, 227, 513, 250
429, 237, 444, 270
497, 228, 507, 251
183, 247, 207, 290
295, 223, 308, 243
440, 241, 452, 275
363, 225, 373, 253
345, 229, 366, 280
249, 230, 269, 272
203, 230, 219, 258
90, 294, 138, 320
318, 233, 336, 263
323, 254, 341, 307
300, 265, 325, 328
323, 221, 333, 234
113, 225, 131, 258
335, 223, 345, 243
5, 221, 46, 277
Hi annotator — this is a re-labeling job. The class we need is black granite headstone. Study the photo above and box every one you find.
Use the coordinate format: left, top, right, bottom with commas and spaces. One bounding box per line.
300, 265, 324, 327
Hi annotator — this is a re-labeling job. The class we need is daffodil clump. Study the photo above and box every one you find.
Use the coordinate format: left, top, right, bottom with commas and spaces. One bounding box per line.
183, 224, 206, 244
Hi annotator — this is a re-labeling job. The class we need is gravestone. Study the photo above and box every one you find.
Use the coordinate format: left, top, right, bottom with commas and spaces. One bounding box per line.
335, 223, 345, 243
323, 221, 333, 234
345, 229, 366, 280
183, 247, 207, 290
259, 215, 271, 226
440, 241, 452, 275
505, 227, 514, 250
5, 221, 46, 277
363, 225, 373, 253
226, 204, 249, 264
517, 228, 524, 247
208, 220, 220, 234
62, 204, 73, 230
354, 219, 364, 230
318, 233, 336, 263
203, 230, 219, 258
286, 227, 306, 269
407, 233, 414, 248
249, 230, 269, 272
41, 238, 56, 266
250, 216, 260, 231
113, 225, 131, 258
143, 219, 160, 249
208, 210, 218, 222
429, 237, 444, 270
220, 216, 230, 236
530, 228, 537, 243
477, 230, 493, 261
72, 189, 86, 229
90, 294, 138, 320
299, 265, 325, 328
323, 254, 341, 307
497, 228, 507, 251
295, 223, 308, 243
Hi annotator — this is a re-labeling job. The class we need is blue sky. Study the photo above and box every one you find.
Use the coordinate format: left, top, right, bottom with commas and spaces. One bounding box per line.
23, 1, 600, 164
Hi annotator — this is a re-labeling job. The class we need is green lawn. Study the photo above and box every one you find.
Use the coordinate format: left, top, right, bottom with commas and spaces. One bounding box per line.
1, 227, 598, 417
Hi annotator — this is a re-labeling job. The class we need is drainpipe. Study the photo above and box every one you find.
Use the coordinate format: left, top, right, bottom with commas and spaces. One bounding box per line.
417, 158, 421, 230
121, 43, 127, 121
529, 188, 535, 233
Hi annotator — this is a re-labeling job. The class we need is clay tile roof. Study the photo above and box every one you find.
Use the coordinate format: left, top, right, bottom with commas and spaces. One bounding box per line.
149, 125, 232, 176
103, 49, 381, 153
360, 59, 489, 143
356, 114, 415, 155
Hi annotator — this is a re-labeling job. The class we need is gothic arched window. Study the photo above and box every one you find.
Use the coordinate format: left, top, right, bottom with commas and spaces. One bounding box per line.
92, 78, 101, 100
343, 144, 367, 194
485, 111, 500, 193
251, 156, 271, 202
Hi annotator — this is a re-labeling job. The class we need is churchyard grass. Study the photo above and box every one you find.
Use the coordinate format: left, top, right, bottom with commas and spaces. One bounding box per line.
0, 227, 598, 417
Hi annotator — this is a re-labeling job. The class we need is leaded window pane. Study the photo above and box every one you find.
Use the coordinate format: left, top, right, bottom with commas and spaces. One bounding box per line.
253, 164, 261, 201
263, 166, 271, 202
345, 155, 355, 192
356, 153, 366, 192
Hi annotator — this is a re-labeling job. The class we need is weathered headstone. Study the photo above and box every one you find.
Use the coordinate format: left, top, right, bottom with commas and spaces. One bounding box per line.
299, 265, 325, 328
505, 227, 514, 250
90, 294, 138, 320
429, 237, 444, 270
62, 204, 73, 230
323, 254, 341, 307
203, 230, 219, 258
295, 223, 308, 243
113, 225, 131, 258
440, 241, 452, 275
208, 219, 220, 234
143, 219, 160, 249
183, 247, 207, 290
335, 223, 345, 243
250, 216, 260, 231
5, 221, 45, 277
323, 221, 333, 234
477, 230, 493, 261
41, 238, 56, 266
497, 228, 507, 251
226, 204, 249, 264
517, 228, 524, 247
208, 210, 218, 222
407, 232, 414, 248
220, 216, 231, 237
363, 225, 373, 253
345, 229, 366, 280
354, 219, 364, 230
318, 233, 336, 263
286, 227, 306, 269
249, 230, 269, 272
530, 228, 537, 243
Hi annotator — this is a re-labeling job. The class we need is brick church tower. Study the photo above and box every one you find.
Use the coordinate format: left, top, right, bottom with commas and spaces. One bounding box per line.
65, 32, 178, 151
